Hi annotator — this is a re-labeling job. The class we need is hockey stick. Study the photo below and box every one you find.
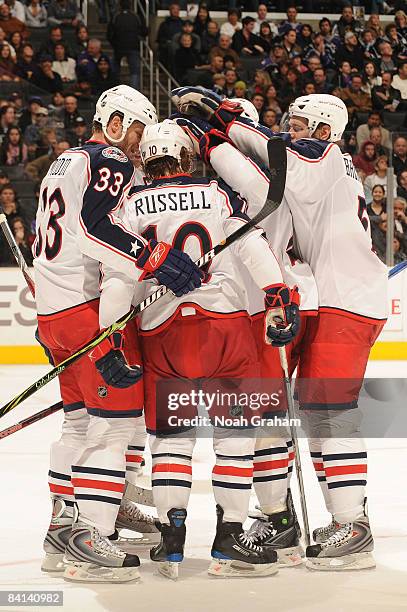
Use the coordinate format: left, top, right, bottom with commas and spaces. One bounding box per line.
0, 137, 287, 419
0, 400, 63, 439
278, 346, 311, 547
0, 212, 36, 297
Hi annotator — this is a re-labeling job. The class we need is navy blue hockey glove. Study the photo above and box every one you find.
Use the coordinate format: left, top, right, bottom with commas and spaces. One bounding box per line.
171, 86, 222, 119
199, 128, 233, 165
89, 330, 143, 389
171, 113, 212, 156
264, 284, 301, 347
35, 327, 55, 366
136, 239, 203, 297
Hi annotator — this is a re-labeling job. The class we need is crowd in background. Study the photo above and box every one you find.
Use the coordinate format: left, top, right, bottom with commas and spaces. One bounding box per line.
1, 0, 407, 266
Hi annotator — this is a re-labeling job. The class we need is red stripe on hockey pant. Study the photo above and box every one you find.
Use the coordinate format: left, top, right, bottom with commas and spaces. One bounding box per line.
312, 462, 324, 472
125, 454, 143, 463
49, 483, 74, 496
71, 478, 125, 492
212, 465, 253, 477
253, 458, 289, 472
152, 463, 192, 475
288, 451, 295, 461
324, 464, 367, 477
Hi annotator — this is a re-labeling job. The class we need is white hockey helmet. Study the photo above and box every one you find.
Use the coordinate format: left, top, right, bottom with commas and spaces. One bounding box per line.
230, 97, 259, 123
94, 85, 157, 144
288, 94, 348, 142
139, 119, 194, 167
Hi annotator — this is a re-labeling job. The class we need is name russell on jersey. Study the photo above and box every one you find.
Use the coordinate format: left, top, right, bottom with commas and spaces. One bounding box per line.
132, 190, 210, 216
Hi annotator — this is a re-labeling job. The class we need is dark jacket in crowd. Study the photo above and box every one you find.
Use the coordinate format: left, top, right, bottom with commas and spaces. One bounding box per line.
232, 30, 270, 56
107, 8, 147, 53
335, 42, 365, 71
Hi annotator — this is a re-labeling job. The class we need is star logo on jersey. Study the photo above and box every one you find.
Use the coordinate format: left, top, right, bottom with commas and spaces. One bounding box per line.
131, 241, 142, 257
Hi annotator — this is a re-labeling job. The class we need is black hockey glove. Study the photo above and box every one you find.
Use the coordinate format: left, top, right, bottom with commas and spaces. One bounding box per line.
199, 128, 233, 165
171, 113, 212, 156
89, 330, 142, 389
136, 239, 203, 297
35, 327, 55, 366
264, 284, 301, 347
171, 86, 244, 132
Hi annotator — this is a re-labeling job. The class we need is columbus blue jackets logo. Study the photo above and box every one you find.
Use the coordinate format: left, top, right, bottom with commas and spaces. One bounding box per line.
102, 147, 128, 163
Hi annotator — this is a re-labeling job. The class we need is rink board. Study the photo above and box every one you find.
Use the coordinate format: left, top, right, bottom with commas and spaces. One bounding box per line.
0, 268, 405, 363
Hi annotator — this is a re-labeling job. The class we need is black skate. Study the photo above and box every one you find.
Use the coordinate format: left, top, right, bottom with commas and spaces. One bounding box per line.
306, 501, 375, 571
150, 508, 186, 580
42, 498, 73, 572
209, 505, 279, 578
245, 490, 304, 567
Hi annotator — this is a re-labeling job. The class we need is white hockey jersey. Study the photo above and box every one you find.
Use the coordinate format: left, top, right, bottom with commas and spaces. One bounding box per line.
123, 173, 284, 333
225, 119, 388, 323
33, 141, 147, 315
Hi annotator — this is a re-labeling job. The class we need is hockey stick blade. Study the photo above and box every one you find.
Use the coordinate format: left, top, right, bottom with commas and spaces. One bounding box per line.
0, 138, 286, 419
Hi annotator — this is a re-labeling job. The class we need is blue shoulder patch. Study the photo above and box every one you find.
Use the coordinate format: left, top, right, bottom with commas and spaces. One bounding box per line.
288, 138, 331, 160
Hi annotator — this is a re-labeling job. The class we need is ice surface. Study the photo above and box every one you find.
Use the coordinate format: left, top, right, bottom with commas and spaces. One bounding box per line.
0, 362, 406, 612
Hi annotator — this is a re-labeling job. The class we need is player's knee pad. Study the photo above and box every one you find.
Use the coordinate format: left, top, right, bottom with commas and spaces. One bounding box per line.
86, 415, 141, 454
212, 426, 256, 458
58, 407, 89, 449
301, 407, 363, 439
149, 433, 196, 457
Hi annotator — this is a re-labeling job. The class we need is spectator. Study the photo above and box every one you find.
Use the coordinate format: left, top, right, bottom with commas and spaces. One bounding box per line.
279, 66, 302, 110
25, 0, 47, 28
353, 140, 377, 176
304, 82, 316, 95
258, 22, 274, 48
23, 106, 49, 157
377, 41, 396, 74
0, 43, 17, 80
18, 95, 42, 132
193, 3, 210, 38
95, 0, 114, 25
222, 68, 237, 98
220, 8, 241, 39
52, 42, 76, 82
193, 53, 223, 88
90, 54, 117, 95
361, 61, 382, 97
332, 5, 361, 40
250, 68, 271, 96
372, 71, 402, 111
0, 184, 25, 225
4, 0, 25, 22
318, 17, 340, 50
356, 111, 391, 152
208, 33, 239, 68
9, 91, 23, 119
201, 20, 219, 58
313, 67, 333, 94
394, 197, 407, 235
370, 211, 388, 263
47, 90, 64, 117
343, 131, 357, 156
262, 108, 279, 131
157, 2, 182, 67
303, 32, 331, 68
397, 169, 407, 199
232, 16, 269, 57
0, 25, 16, 58
392, 60, 407, 100
212, 72, 225, 95
282, 28, 301, 59
253, 4, 277, 38
384, 23, 407, 61
47, 0, 82, 28
71, 24, 88, 58
364, 156, 395, 194
393, 231, 407, 264
332, 59, 353, 89
303, 55, 322, 83
62, 94, 78, 130
76, 38, 102, 81
0, 104, 15, 144
15, 43, 37, 80
367, 184, 386, 217
172, 20, 201, 55
366, 13, 384, 39
173, 33, 200, 84
67, 115, 88, 147
298, 24, 313, 54
107, 0, 146, 90
335, 31, 365, 71
0, 126, 26, 165
291, 53, 308, 75
264, 83, 282, 117
24, 139, 69, 182
251, 93, 265, 116
0, 168, 10, 186
0, 3, 28, 38
335, 73, 372, 120
370, 126, 390, 157
31, 55, 63, 93
37, 26, 69, 58
10, 31, 23, 55
234, 80, 247, 99
393, 136, 407, 175
395, 10, 407, 38
279, 6, 302, 35
9, 217, 34, 266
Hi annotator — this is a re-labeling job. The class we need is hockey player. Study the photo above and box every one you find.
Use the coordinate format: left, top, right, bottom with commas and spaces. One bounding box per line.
172, 89, 388, 571
35, 86, 204, 583
120, 119, 300, 579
